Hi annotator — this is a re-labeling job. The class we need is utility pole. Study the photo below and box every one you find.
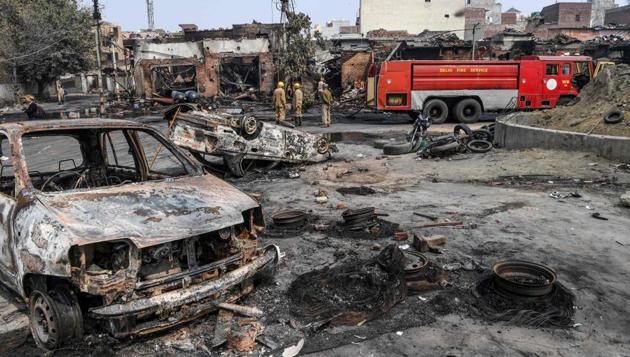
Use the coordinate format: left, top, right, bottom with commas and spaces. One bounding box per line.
12, 61, 18, 105
471, 23, 480, 60
146, 0, 155, 31
111, 41, 120, 101
93, 0, 105, 116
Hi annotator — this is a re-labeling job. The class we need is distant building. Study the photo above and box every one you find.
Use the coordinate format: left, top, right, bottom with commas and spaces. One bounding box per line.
317, 20, 353, 39
466, 0, 502, 25
589, 0, 617, 27
605, 4, 630, 25
359, 0, 467, 38
540, 2, 592, 28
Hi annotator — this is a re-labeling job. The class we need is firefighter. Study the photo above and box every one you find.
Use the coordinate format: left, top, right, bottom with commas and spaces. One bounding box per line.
317, 76, 325, 99
292, 83, 303, 126
21, 95, 47, 120
272, 81, 287, 124
55, 79, 65, 105
321, 83, 333, 128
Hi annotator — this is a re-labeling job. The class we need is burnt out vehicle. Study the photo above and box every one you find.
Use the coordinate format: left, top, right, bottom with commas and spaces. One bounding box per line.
0, 119, 279, 349
164, 104, 333, 177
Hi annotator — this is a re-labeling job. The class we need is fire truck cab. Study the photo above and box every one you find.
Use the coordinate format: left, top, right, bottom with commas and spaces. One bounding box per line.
367, 56, 594, 124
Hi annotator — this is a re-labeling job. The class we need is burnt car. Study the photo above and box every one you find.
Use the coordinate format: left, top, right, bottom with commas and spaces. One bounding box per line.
164, 104, 333, 177
0, 119, 279, 349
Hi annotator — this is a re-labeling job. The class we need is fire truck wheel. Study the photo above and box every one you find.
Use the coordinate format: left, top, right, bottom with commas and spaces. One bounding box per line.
383, 142, 413, 155
423, 99, 449, 124
454, 99, 482, 124
604, 109, 624, 124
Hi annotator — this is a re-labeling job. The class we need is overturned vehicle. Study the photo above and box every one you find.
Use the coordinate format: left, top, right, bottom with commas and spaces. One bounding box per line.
164, 104, 333, 177
0, 120, 279, 349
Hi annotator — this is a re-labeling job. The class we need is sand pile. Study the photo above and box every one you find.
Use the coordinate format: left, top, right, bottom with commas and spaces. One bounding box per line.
529, 64, 630, 137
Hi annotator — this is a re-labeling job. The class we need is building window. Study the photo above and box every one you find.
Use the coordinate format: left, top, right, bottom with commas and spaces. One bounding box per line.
425, 0, 430, 2
467, 0, 471, 3
444, 14, 450, 18
576, 14, 581, 22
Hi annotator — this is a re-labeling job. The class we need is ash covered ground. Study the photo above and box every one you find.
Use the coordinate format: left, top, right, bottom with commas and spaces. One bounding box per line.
8, 116, 630, 357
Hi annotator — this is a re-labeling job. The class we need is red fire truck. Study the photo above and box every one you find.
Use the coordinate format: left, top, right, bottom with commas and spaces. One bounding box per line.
367, 56, 594, 123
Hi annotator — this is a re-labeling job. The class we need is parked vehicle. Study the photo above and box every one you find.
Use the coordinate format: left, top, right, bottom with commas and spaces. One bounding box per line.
367, 56, 594, 123
0, 119, 279, 349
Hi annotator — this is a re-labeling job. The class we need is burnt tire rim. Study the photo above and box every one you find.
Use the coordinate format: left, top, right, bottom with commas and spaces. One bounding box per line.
493, 261, 557, 297
30, 291, 60, 349
272, 210, 307, 226
317, 138, 330, 154
242, 117, 258, 135
403, 250, 429, 280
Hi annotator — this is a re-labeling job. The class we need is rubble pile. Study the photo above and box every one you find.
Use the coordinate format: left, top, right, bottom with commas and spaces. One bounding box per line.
529, 64, 630, 137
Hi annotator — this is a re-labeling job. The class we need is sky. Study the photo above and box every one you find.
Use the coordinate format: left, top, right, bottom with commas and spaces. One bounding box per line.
92, 0, 596, 32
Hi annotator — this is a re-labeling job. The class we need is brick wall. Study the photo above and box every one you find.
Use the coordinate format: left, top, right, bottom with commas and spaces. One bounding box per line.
541, 3, 592, 28
605, 5, 630, 25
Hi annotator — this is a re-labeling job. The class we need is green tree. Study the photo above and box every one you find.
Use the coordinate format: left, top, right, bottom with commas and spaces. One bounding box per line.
0, 0, 93, 98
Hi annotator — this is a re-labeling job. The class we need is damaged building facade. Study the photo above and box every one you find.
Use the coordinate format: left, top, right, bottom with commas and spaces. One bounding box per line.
128, 23, 278, 100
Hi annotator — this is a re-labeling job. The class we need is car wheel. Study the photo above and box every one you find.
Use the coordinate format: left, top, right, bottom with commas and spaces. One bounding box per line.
454, 98, 482, 124
241, 116, 258, 135
383, 142, 413, 155
604, 109, 624, 124
423, 99, 449, 124
373, 139, 390, 149
467, 139, 493, 153
29, 288, 83, 350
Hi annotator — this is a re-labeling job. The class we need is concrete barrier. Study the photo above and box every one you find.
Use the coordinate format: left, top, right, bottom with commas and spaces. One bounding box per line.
495, 113, 630, 163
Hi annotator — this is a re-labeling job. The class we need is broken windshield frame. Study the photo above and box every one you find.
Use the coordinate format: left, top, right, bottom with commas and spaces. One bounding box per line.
19, 127, 200, 193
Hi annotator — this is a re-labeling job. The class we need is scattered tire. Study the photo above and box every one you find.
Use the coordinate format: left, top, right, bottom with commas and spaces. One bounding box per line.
373, 139, 391, 149
467, 139, 493, 153
453, 124, 472, 138
470, 129, 493, 142
383, 142, 414, 155
429, 141, 460, 155
423, 99, 449, 124
454, 98, 482, 124
604, 109, 624, 124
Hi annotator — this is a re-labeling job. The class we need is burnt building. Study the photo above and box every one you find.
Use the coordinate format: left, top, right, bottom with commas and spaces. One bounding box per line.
540, 2, 593, 28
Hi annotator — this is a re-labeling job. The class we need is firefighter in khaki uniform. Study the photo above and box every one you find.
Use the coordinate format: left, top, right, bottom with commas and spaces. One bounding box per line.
292, 83, 304, 126
321, 83, 333, 127
272, 82, 287, 124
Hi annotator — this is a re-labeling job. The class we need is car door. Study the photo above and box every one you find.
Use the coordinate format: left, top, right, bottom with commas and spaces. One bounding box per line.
541, 62, 560, 107
0, 133, 17, 284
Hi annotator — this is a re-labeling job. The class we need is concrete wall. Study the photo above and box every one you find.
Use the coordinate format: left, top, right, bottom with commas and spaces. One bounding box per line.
605, 5, 630, 25
495, 114, 630, 163
467, 0, 502, 24
134, 42, 203, 61
318, 20, 353, 39
202, 38, 270, 55
359, 0, 467, 38
590, 0, 617, 26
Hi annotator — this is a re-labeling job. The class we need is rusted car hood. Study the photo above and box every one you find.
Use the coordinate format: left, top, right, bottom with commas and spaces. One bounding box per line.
35, 174, 259, 248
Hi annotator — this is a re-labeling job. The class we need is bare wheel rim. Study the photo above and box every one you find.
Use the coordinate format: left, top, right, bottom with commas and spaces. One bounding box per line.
243, 117, 258, 135
30, 292, 59, 347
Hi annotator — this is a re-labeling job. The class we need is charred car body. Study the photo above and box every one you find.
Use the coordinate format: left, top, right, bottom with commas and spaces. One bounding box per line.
0, 119, 279, 349
165, 104, 333, 177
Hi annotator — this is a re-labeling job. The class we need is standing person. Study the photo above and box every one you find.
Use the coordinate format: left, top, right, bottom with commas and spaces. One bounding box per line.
321, 84, 333, 128
317, 76, 325, 99
292, 83, 304, 126
55, 79, 65, 105
272, 81, 287, 124
21, 95, 47, 120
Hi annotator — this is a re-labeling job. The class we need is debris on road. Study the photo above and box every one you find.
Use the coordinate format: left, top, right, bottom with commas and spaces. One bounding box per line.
621, 192, 630, 207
